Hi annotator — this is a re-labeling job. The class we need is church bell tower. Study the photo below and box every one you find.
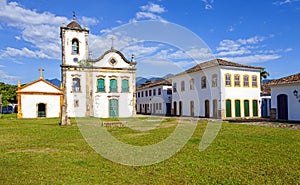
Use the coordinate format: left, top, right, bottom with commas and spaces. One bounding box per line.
60, 14, 89, 125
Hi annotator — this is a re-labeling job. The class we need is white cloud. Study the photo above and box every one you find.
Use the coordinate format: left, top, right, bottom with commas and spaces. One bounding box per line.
273, 0, 298, 6
0, 70, 18, 82
222, 54, 281, 64
79, 16, 99, 27
202, 0, 214, 10
0, 0, 99, 61
215, 35, 287, 64
130, 2, 167, 22
228, 26, 235, 32
140, 2, 165, 13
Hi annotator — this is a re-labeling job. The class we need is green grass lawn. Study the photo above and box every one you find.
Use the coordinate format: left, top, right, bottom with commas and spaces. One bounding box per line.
0, 116, 299, 184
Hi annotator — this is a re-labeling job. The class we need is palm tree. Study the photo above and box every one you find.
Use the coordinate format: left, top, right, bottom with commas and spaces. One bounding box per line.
260, 70, 270, 80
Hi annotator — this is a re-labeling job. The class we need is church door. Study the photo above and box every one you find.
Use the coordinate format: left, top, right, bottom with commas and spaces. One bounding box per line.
37, 103, 46, 118
109, 99, 119, 118
277, 94, 288, 120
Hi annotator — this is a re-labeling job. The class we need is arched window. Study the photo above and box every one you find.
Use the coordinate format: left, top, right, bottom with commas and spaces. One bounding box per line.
72, 38, 79, 54
97, 78, 105, 92
201, 76, 206, 89
72, 77, 81, 92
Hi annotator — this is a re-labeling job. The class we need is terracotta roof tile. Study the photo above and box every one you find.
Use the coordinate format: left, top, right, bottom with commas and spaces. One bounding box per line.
268, 73, 300, 85
261, 84, 271, 96
66, 19, 83, 30
174, 58, 263, 76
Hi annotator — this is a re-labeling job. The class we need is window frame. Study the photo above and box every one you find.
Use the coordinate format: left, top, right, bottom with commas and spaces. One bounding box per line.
109, 78, 118, 93
201, 76, 207, 89
225, 73, 231, 87
234, 74, 241, 87
97, 78, 105, 92
243, 75, 249, 87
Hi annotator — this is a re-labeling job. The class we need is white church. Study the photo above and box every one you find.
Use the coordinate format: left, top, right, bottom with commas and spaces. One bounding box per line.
60, 17, 137, 125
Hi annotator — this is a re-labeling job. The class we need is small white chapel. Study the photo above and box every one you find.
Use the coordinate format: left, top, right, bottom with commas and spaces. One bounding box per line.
17, 69, 63, 119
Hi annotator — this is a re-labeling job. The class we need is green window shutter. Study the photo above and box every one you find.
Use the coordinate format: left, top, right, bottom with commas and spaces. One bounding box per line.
244, 100, 249, 117
97, 79, 105, 92
235, 100, 241, 117
122, 79, 129, 92
110, 79, 117, 92
253, 100, 258, 117
226, 100, 231, 118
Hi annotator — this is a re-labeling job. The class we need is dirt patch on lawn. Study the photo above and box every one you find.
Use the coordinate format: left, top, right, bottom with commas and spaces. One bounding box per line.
235, 122, 300, 130
7, 148, 59, 153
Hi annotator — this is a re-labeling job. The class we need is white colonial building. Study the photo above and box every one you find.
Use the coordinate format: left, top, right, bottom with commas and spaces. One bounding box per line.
17, 72, 63, 119
136, 79, 172, 115
268, 73, 300, 121
170, 59, 263, 119
60, 17, 136, 124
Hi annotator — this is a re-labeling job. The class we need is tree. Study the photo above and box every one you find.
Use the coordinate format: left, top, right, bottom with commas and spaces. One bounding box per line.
0, 82, 17, 106
260, 70, 270, 80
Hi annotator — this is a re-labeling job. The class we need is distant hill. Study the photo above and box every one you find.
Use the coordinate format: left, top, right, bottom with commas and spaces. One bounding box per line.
136, 74, 173, 86
46, 78, 61, 88
262, 79, 274, 84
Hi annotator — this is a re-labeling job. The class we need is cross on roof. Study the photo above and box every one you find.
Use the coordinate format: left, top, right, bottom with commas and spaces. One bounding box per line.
39, 68, 44, 79
111, 37, 115, 49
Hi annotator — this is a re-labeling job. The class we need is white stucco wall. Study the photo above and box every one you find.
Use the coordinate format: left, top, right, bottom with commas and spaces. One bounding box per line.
171, 65, 261, 118
64, 29, 88, 66
21, 94, 61, 118
270, 83, 300, 121
220, 68, 261, 118
136, 85, 172, 115
171, 67, 221, 117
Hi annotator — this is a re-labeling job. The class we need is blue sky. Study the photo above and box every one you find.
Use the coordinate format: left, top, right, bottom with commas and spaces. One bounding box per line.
0, 0, 299, 84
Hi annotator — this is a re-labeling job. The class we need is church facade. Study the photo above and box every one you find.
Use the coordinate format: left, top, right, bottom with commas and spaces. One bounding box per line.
60, 17, 137, 124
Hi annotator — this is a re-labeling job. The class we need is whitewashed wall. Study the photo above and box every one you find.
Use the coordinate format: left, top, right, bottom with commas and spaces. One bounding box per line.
21, 95, 61, 118
271, 83, 300, 121
136, 85, 172, 115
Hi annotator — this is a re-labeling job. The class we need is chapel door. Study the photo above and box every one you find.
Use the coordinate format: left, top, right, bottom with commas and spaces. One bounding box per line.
109, 99, 119, 118
37, 103, 46, 118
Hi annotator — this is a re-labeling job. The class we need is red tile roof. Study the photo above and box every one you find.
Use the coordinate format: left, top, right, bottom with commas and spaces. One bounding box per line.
268, 73, 300, 85
175, 58, 264, 76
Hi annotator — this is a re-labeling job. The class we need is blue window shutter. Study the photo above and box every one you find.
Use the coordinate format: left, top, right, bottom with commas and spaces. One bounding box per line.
97, 79, 105, 92
122, 79, 129, 92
